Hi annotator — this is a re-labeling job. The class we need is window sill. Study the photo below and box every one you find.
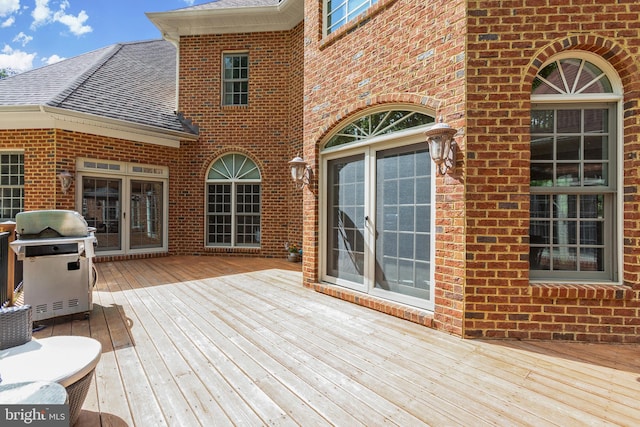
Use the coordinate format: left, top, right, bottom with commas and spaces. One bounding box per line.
320, 0, 400, 50
529, 282, 633, 300
221, 105, 249, 110
204, 246, 261, 254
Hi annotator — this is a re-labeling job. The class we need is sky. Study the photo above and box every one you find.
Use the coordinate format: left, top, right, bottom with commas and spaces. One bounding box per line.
0, 0, 207, 73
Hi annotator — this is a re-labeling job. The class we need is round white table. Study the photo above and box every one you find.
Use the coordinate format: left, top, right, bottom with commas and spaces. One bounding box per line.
0, 335, 101, 425
0, 380, 67, 404
0, 336, 101, 387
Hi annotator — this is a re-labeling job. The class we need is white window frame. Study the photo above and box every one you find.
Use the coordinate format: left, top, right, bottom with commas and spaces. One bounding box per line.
324, 0, 379, 36
320, 111, 436, 310
0, 151, 24, 221
530, 51, 624, 284
76, 158, 169, 256
222, 52, 249, 106
204, 153, 261, 248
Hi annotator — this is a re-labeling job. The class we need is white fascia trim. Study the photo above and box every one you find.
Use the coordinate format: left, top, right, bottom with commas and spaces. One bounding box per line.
0, 105, 198, 148
146, 0, 303, 39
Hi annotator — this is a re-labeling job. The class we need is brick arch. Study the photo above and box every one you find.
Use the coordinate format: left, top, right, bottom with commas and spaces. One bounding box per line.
314, 93, 441, 148
523, 35, 638, 91
200, 147, 266, 182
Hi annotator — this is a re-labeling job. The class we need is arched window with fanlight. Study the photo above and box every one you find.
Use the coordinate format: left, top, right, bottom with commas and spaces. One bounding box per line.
530, 52, 622, 281
206, 153, 261, 247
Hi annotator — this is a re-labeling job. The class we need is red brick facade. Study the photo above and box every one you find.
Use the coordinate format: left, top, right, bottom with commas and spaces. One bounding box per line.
4, 0, 640, 342
302, 0, 467, 335
175, 24, 304, 257
1, 24, 304, 262
301, 0, 640, 342
464, 1, 640, 342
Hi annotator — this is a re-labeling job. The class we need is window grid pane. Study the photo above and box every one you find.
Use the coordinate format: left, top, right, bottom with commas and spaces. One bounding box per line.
530, 194, 606, 272
326, 0, 379, 35
326, 156, 366, 284
235, 184, 261, 245
0, 153, 24, 220
207, 184, 232, 245
375, 146, 432, 299
206, 155, 261, 248
222, 54, 248, 106
530, 82, 614, 279
531, 108, 609, 188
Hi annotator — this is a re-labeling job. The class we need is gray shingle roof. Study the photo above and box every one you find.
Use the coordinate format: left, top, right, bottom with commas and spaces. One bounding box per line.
0, 40, 190, 134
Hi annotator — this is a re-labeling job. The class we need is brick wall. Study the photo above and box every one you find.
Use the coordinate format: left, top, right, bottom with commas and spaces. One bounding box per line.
0, 128, 178, 226
288, 23, 306, 252
302, 0, 467, 334
0, 130, 56, 211
1, 25, 304, 262
465, 0, 640, 342
176, 25, 304, 258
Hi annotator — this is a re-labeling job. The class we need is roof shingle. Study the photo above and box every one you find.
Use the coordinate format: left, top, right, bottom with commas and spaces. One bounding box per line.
0, 40, 188, 134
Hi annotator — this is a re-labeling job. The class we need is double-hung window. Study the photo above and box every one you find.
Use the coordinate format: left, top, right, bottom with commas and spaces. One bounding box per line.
530, 54, 621, 282
0, 152, 24, 221
206, 153, 261, 247
222, 53, 248, 106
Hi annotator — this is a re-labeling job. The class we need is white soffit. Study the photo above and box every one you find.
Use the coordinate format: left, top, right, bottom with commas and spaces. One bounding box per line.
146, 0, 304, 39
0, 106, 197, 148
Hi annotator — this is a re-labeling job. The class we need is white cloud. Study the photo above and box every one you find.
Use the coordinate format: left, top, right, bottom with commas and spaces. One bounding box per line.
53, 8, 91, 36
0, 0, 20, 17
0, 44, 36, 72
1, 15, 14, 27
31, 0, 91, 36
183, 0, 195, 5
12, 31, 32, 46
31, 0, 50, 28
42, 53, 63, 65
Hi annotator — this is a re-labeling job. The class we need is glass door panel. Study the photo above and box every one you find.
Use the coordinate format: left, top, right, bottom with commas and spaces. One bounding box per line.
375, 144, 432, 301
129, 180, 164, 250
326, 155, 366, 286
82, 177, 121, 252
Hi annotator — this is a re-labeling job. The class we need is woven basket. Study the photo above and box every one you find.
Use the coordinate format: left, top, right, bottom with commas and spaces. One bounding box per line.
66, 368, 95, 426
0, 305, 32, 350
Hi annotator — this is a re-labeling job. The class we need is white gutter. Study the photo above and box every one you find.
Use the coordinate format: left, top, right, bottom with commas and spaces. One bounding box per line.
146, 0, 304, 39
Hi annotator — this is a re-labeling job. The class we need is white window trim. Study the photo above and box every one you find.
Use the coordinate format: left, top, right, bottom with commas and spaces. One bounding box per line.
320, 121, 436, 311
530, 51, 624, 285
0, 150, 24, 221
204, 154, 262, 248
323, 0, 379, 36
76, 158, 169, 256
221, 51, 249, 107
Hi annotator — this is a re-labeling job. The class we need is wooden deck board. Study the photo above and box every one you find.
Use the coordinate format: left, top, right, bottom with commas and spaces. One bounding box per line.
29, 256, 640, 427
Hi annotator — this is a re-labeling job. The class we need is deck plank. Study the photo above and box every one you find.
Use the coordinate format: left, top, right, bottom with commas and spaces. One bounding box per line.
25, 256, 640, 426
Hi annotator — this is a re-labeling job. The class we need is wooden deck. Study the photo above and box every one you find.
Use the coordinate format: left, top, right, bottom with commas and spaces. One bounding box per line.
32, 256, 640, 426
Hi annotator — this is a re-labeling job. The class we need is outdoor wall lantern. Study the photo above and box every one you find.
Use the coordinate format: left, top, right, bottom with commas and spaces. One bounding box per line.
57, 170, 73, 194
289, 156, 312, 189
424, 118, 458, 175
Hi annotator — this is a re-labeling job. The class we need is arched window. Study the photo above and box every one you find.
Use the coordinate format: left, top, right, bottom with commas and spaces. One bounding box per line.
530, 53, 621, 281
324, 110, 434, 150
206, 153, 261, 247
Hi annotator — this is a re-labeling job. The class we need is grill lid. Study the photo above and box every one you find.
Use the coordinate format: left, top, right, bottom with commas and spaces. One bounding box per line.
15, 210, 89, 239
